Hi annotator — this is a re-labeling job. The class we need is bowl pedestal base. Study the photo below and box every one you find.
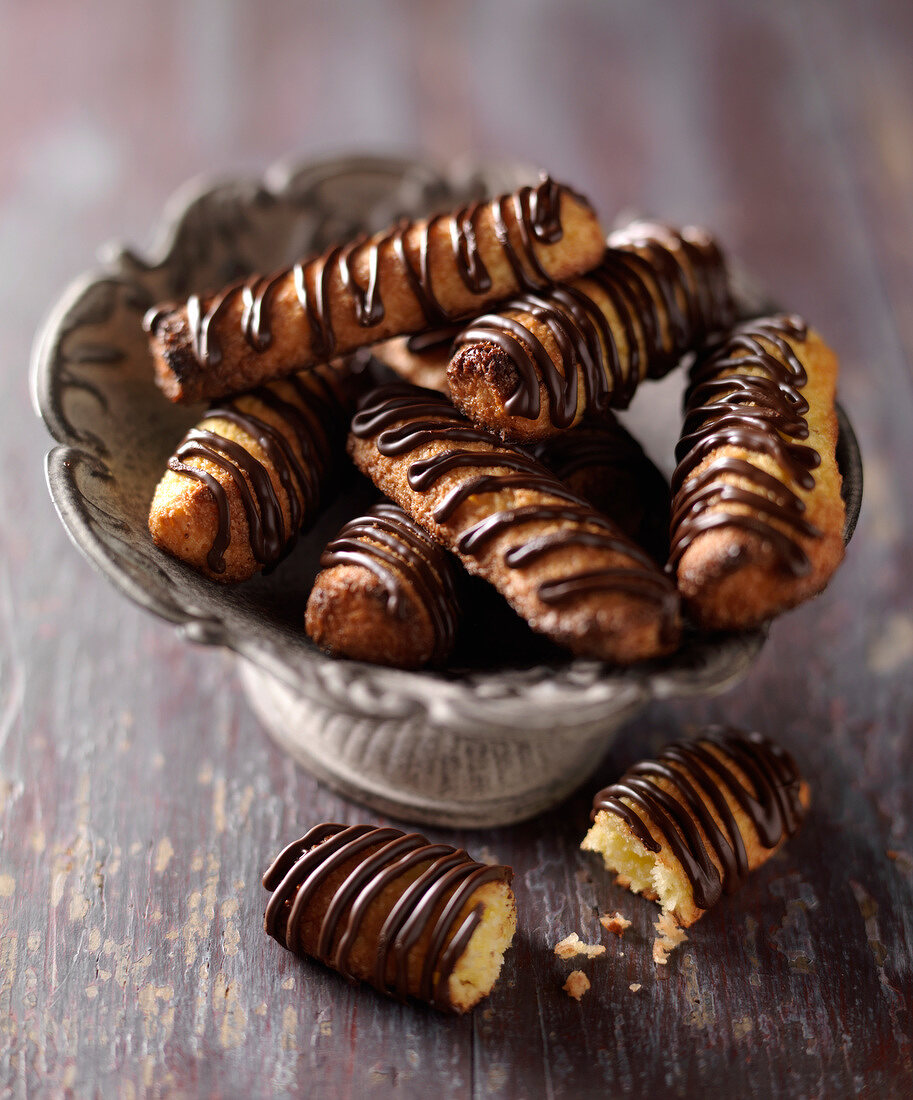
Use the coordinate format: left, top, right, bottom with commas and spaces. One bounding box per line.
239, 659, 648, 828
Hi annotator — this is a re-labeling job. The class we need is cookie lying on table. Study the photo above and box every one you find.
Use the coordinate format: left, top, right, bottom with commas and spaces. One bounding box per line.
581, 727, 809, 928
263, 823, 516, 1013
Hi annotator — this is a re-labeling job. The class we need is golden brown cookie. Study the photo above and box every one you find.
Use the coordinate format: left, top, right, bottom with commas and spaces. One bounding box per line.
669, 315, 845, 629
348, 384, 681, 664
263, 823, 516, 1013
446, 220, 735, 441
305, 501, 460, 668
146, 177, 605, 403
533, 419, 670, 563
148, 361, 359, 583
581, 728, 810, 927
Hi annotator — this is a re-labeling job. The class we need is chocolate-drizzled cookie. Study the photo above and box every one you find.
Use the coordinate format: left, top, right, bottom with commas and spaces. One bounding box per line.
148, 361, 360, 583
533, 419, 670, 563
348, 383, 680, 664
145, 176, 605, 403
447, 220, 735, 442
263, 823, 516, 1013
305, 501, 460, 668
581, 728, 810, 927
669, 314, 845, 628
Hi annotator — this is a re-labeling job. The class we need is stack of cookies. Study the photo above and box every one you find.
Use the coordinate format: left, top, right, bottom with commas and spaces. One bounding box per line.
145, 175, 845, 669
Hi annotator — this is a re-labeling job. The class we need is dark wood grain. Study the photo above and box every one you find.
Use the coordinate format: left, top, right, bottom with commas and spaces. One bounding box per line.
2, 1, 912, 1096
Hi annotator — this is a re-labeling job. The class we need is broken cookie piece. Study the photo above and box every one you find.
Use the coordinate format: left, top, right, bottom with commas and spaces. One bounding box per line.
652, 912, 689, 965
563, 970, 591, 1000
581, 728, 810, 927
599, 911, 631, 937
554, 932, 606, 959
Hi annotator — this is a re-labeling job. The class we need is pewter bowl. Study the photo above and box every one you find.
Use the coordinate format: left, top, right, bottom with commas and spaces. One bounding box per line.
32, 155, 862, 827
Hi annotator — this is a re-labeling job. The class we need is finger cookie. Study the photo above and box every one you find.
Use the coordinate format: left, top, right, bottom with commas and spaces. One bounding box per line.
533, 419, 670, 563
305, 501, 460, 669
263, 823, 516, 1013
446, 220, 735, 442
669, 314, 845, 629
348, 384, 681, 664
581, 728, 809, 927
145, 176, 605, 403
148, 361, 359, 583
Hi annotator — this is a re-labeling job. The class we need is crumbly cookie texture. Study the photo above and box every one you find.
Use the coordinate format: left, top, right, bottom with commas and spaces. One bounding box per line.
652, 913, 688, 965
582, 729, 810, 928
599, 911, 631, 937
348, 384, 681, 664
554, 933, 606, 959
147, 177, 605, 403
563, 971, 591, 1001
263, 824, 516, 1014
670, 315, 845, 629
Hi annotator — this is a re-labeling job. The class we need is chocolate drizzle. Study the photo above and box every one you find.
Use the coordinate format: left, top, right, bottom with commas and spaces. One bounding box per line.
319, 502, 459, 662
167, 368, 350, 574
592, 729, 806, 910
262, 823, 512, 1011
405, 323, 466, 356
670, 315, 822, 578
533, 423, 644, 481
350, 385, 678, 627
452, 221, 735, 427
144, 175, 585, 369
533, 423, 671, 561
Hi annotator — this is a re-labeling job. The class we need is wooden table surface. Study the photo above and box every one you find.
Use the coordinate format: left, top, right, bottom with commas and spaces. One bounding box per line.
2, 1, 912, 1096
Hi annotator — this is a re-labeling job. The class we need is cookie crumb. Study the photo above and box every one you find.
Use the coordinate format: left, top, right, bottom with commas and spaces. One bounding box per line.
629, 983, 641, 992
563, 970, 590, 1000
653, 939, 672, 966
554, 932, 606, 959
656, 912, 687, 946
600, 911, 631, 937
653, 912, 688, 965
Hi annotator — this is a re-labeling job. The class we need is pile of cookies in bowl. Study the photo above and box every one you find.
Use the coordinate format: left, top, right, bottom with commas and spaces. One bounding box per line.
144, 173, 847, 671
